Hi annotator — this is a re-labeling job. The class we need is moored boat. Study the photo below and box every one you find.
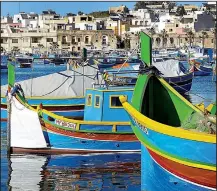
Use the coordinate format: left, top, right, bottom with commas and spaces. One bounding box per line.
121, 32, 216, 190
6, 62, 140, 154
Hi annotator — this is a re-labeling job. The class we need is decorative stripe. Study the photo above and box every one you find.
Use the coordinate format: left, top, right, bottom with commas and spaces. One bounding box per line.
131, 123, 216, 171
148, 148, 216, 189
43, 122, 138, 142
120, 96, 215, 143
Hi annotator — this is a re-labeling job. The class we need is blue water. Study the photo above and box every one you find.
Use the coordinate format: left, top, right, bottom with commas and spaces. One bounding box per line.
1, 62, 216, 190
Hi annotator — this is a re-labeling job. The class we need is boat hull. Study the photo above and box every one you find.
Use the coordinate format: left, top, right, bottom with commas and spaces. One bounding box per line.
130, 120, 216, 190
164, 72, 193, 94
38, 116, 140, 153
190, 65, 213, 76
0, 96, 85, 121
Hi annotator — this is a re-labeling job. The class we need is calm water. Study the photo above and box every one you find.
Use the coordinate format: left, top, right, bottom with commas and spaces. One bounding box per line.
1, 62, 216, 191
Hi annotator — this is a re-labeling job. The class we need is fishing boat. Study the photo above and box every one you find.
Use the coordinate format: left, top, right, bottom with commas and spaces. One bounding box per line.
1, 63, 101, 122
106, 57, 193, 94
50, 58, 65, 65
16, 57, 33, 68
121, 32, 216, 190
1, 55, 8, 72
6, 61, 140, 154
189, 63, 213, 76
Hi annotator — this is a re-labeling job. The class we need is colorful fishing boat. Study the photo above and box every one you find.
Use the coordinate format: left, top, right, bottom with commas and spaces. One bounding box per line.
1, 63, 101, 122
121, 32, 216, 190
189, 64, 213, 76
106, 58, 193, 94
1, 55, 8, 72
7, 61, 140, 154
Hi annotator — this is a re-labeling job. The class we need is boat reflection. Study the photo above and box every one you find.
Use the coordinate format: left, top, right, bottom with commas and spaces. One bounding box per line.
8, 153, 141, 190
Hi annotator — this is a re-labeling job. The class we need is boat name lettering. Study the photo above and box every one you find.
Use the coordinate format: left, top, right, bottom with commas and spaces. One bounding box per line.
133, 118, 148, 135
55, 119, 76, 129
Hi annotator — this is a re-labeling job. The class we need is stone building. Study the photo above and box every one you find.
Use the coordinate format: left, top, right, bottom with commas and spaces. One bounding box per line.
57, 29, 117, 51
129, 31, 215, 50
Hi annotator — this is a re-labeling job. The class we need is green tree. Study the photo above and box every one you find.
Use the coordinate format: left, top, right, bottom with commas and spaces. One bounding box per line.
78, 11, 84, 15
176, 6, 187, 16
159, 29, 168, 48
186, 30, 194, 47
199, 31, 208, 50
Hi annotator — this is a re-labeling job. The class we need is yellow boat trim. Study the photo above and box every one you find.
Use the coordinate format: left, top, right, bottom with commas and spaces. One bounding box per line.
42, 108, 130, 126
31, 104, 84, 107
206, 103, 215, 113
119, 96, 216, 143
195, 102, 205, 112
138, 130, 216, 171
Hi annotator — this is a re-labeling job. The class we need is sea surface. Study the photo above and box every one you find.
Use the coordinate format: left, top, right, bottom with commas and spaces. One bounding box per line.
1, 62, 216, 191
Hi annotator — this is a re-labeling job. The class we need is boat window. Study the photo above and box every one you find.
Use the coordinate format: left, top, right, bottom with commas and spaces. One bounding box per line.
94, 95, 100, 108
86, 94, 92, 106
110, 95, 126, 108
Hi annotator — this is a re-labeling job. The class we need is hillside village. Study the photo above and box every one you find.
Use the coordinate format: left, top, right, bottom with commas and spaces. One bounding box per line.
1, 1, 216, 54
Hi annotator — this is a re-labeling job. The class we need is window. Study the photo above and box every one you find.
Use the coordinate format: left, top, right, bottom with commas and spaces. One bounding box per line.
94, 95, 100, 108
110, 95, 126, 108
212, 39, 214, 43
180, 39, 182, 43
176, 24, 179, 27
77, 38, 80, 42
86, 94, 92, 106
102, 36, 107, 45
85, 36, 89, 44
72, 36, 76, 44
46, 38, 53, 42
0, 38, 3, 43
78, 47, 80, 51
12, 39, 18, 43
32, 38, 39, 43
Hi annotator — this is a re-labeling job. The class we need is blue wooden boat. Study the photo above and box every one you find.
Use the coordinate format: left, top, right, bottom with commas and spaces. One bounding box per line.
106, 61, 193, 94
189, 64, 213, 76
7, 61, 140, 154
121, 32, 216, 190
1, 96, 84, 122
1, 55, 8, 72
8, 84, 140, 154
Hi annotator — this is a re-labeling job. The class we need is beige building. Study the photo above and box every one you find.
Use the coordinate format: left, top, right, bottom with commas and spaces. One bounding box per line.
57, 29, 117, 51
129, 31, 215, 50
1, 28, 57, 52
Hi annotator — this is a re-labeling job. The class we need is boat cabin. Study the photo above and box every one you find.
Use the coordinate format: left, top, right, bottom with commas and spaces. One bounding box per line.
84, 86, 134, 122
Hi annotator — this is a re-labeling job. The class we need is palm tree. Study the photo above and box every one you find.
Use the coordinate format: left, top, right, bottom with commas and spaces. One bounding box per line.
159, 29, 168, 48
186, 30, 194, 47
199, 31, 208, 50
178, 35, 181, 47
211, 29, 216, 54
50, 42, 59, 52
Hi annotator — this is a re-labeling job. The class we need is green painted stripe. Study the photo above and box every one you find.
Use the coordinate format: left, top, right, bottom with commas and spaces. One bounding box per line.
131, 123, 215, 168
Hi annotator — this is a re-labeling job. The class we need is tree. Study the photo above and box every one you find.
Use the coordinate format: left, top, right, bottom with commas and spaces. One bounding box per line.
66, 12, 75, 16
211, 28, 216, 54
37, 44, 44, 49
186, 30, 194, 47
159, 29, 168, 48
176, 6, 187, 16
50, 42, 59, 52
168, 2, 176, 13
199, 31, 208, 50
78, 11, 84, 15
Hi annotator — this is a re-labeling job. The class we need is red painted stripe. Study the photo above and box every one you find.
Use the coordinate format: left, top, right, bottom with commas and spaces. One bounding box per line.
42, 121, 138, 142
147, 148, 216, 189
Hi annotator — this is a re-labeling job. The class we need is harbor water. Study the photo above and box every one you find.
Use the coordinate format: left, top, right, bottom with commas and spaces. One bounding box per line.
1, 62, 216, 191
